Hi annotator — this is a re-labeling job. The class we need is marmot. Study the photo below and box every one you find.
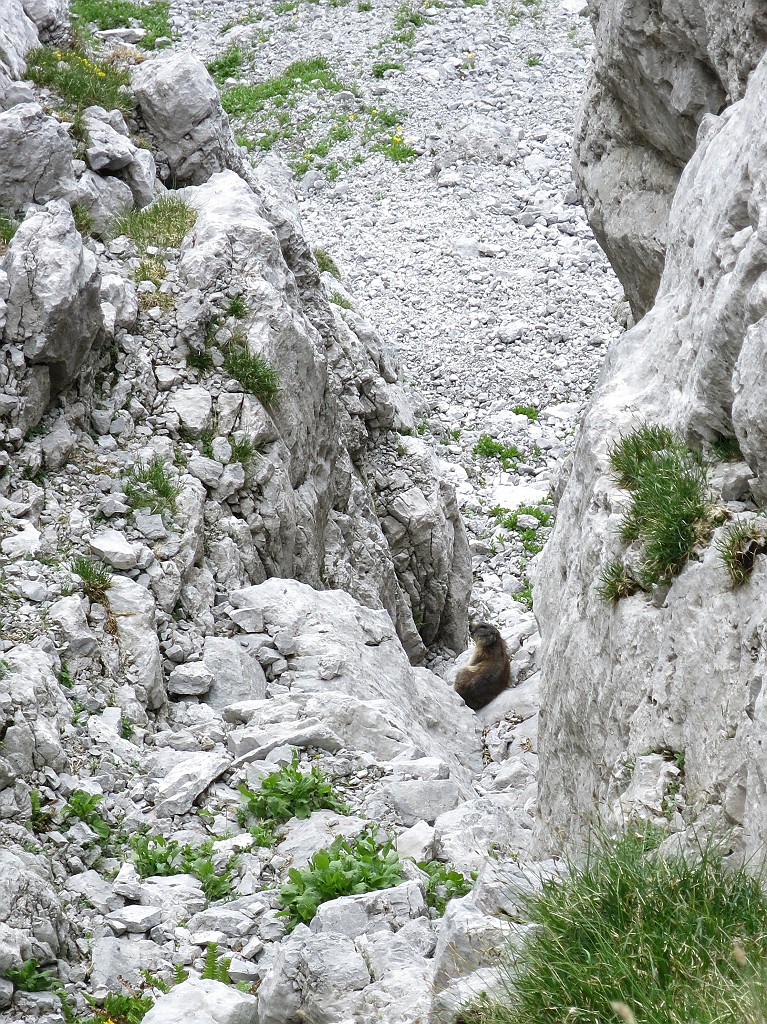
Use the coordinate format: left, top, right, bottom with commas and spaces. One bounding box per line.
454, 621, 511, 711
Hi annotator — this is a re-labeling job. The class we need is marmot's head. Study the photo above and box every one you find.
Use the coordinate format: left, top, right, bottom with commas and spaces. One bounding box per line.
470, 621, 501, 647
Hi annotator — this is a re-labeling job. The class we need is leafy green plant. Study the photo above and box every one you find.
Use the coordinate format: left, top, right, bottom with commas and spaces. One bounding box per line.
207, 44, 245, 82
71, 555, 113, 603
123, 457, 182, 516
459, 829, 767, 1024
278, 825, 403, 928
29, 789, 53, 834
120, 714, 134, 740
25, 45, 131, 112
57, 660, 74, 689
474, 434, 524, 471
526, 54, 542, 66
394, 2, 426, 28
314, 247, 341, 278
491, 503, 554, 555
237, 751, 348, 827
358, 1, 372, 10
5, 957, 58, 992
224, 337, 281, 404
201, 942, 232, 983
597, 559, 639, 603
374, 133, 417, 162
130, 835, 237, 902
84, 988, 154, 1024
717, 520, 767, 587
63, 790, 110, 841
372, 59, 404, 78
70, 0, 172, 48
113, 196, 197, 254
418, 860, 474, 914
512, 404, 538, 421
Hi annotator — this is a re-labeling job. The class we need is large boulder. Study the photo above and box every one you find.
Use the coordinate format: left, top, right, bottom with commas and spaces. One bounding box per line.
131, 52, 246, 186
537, 50, 767, 858
0, 0, 38, 80
0, 103, 75, 212
574, 0, 767, 317
2, 199, 102, 401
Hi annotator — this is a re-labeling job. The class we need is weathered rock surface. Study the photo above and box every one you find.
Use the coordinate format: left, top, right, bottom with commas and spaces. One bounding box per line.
0, 103, 75, 211
538, 49, 767, 858
575, 0, 767, 317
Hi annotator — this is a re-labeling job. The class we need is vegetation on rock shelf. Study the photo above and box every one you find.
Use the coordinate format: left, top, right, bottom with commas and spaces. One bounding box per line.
455, 829, 767, 1024
113, 196, 197, 253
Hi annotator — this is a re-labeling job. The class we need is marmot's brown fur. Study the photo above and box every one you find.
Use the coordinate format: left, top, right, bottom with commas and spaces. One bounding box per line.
454, 621, 511, 711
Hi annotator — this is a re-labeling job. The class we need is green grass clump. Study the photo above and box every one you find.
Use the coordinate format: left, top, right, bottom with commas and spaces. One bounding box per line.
113, 196, 197, 254
71, 555, 113, 603
223, 337, 280, 404
237, 751, 348, 830
221, 56, 344, 118
123, 456, 182, 515
491, 502, 553, 556
601, 425, 712, 593
712, 436, 744, 462
329, 291, 352, 309
512, 404, 538, 421
474, 434, 524, 471
278, 825, 402, 928
0, 213, 19, 247
135, 255, 166, 287
186, 346, 214, 372
314, 247, 341, 278
597, 559, 639, 603
358, 1, 372, 9
25, 45, 132, 112
229, 436, 259, 465
206, 44, 245, 82
461, 829, 767, 1024
225, 294, 249, 319
70, 0, 172, 48
607, 424, 679, 490
372, 59, 404, 78
374, 134, 417, 162
717, 520, 767, 587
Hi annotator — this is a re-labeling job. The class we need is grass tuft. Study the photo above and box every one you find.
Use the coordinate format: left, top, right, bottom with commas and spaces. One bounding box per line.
329, 291, 352, 309
221, 56, 344, 118
712, 436, 744, 463
135, 255, 166, 287
224, 334, 280, 404
24, 45, 132, 112
186, 346, 214, 373
313, 247, 341, 278
113, 196, 197, 254
717, 520, 767, 587
71, 555, 112, 603
601, 425, 712, 593
372, 59, 404, 78
225, 295, 249, 319
70, 0, 172, 48
474, 434, 524, 471
123, 456, 182, 515
459, 829, 767, 1024
597, 559, 639, 603
206, 44, 245, 83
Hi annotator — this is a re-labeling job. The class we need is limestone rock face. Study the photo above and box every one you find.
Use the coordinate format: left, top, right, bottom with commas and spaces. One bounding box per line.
575, 0, 767, 317
537, 51, 767, 858
178, 168, 469, 659
3, 199, 102, 396
0, 0, 38, 80
131, 52, 246, 186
